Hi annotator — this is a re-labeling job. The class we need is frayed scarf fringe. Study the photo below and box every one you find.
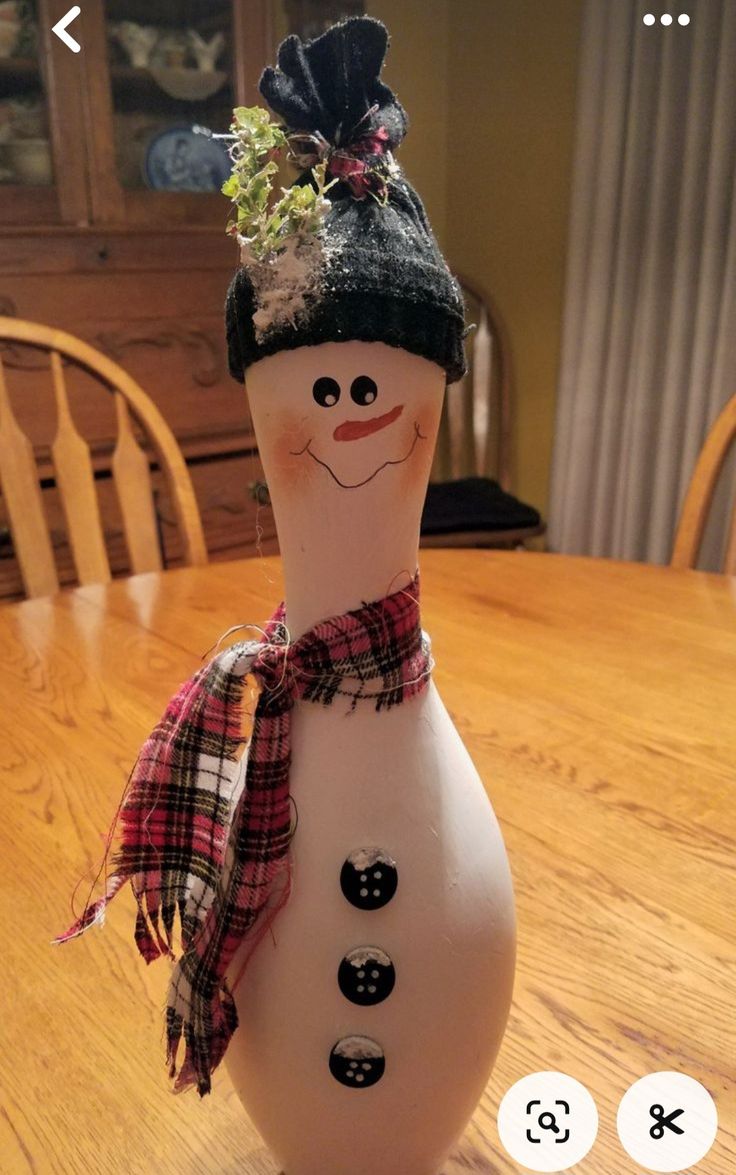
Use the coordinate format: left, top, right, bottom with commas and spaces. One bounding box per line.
134, 890, 177, 964
165, 986, 238, 1098
52, 875, 179, 964
165, 863, 293, 1097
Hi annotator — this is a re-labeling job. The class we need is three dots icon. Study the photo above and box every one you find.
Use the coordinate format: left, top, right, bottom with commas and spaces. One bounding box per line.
643, 13, 691, 24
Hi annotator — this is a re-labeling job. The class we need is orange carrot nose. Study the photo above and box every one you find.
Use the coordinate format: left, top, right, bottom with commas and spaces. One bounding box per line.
333, 404, 404, 442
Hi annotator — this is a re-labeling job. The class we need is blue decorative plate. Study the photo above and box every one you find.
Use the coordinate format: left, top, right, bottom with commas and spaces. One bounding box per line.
143, 125, 231, 193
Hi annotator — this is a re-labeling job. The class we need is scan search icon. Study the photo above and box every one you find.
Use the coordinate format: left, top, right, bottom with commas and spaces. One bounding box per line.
527, 1101, 570, 1144
498, 1072, 598, 1171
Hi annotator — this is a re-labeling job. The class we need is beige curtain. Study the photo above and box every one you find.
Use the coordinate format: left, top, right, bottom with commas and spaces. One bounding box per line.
548, 0, 736, 570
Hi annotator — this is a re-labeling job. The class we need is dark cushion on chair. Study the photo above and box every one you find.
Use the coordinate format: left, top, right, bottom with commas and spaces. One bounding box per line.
421, 476, 541, 535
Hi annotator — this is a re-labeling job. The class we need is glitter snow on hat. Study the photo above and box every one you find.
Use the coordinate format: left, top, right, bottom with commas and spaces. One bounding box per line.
219, 106, 342, 341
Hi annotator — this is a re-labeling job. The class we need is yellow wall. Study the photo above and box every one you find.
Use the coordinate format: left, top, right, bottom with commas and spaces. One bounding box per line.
365, 0, 449, 247
373, 0, 583, 523
446, 0, 583, 521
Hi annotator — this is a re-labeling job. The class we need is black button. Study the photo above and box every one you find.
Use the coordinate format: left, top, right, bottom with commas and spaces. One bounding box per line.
338, 947, 395, 1006
340, 848, 398, 910
329, 1035, 385, 1088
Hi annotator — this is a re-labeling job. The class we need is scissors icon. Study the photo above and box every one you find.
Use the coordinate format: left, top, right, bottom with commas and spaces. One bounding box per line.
649, 1104, 685, 1139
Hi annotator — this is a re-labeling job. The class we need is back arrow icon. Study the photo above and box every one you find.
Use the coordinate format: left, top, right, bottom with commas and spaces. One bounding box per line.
52, 6, 81, 53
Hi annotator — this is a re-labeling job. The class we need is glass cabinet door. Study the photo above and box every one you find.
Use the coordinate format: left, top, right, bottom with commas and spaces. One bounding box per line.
0, 0, 87, 224
0, 0, 273, 228
106, 0, 234, 191
96, 0, 238, 223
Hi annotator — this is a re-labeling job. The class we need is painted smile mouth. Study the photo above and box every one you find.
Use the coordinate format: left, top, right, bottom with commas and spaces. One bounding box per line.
290, 421, 426, 489
333, 404, 404, 442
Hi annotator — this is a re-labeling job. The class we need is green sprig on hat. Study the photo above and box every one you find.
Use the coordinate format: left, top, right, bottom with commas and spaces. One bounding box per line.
221, 106, 338, 259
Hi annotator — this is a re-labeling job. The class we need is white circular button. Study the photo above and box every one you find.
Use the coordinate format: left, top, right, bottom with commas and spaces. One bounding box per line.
497, 1071, 598, 1171
617, 1072, 718, 1172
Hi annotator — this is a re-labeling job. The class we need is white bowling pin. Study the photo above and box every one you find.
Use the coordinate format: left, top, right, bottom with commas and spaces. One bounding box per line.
224, 340, 516, 1175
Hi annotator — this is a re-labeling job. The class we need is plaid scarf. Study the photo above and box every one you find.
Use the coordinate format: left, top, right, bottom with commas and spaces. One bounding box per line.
55, 574, 431, 1097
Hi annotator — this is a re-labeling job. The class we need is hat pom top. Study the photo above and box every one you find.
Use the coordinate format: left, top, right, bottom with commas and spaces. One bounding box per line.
259, 16, 408, 159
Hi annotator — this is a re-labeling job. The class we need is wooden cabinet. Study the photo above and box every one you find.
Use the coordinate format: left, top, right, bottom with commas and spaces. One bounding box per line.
0, 0, 279, 599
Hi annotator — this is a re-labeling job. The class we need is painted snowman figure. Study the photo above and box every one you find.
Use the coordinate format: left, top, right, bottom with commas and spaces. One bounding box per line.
225, 340, 516, 1175
221, 17, 516, 1175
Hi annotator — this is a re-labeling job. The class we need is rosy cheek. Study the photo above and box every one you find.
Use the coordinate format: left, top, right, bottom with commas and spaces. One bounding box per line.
261, 410, 311, 461
394, 405, 440, 490
417, 403, 442, 448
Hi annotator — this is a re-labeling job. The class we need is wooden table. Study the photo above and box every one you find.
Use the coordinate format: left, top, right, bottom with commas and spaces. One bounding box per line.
1, 551, 734, 1175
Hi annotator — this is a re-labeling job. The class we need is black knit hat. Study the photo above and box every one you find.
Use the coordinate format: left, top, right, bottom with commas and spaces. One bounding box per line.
225, 15, 468, 386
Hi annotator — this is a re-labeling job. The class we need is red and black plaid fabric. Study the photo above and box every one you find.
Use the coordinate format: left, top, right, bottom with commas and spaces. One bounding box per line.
55, 574, 431, 1096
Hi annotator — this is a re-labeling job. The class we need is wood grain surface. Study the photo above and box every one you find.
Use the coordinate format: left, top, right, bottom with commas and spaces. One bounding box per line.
0, 550, 734, 1175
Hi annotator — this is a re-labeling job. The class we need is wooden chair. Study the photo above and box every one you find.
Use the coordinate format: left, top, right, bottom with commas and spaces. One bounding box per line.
0, 317, 207, 599
420, 274, 545, 549
671, 392, 736, 574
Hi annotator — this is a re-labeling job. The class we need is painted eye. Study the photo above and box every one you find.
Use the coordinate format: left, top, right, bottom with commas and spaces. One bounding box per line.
313, 376, 341, 407
350, 376, 378, 406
